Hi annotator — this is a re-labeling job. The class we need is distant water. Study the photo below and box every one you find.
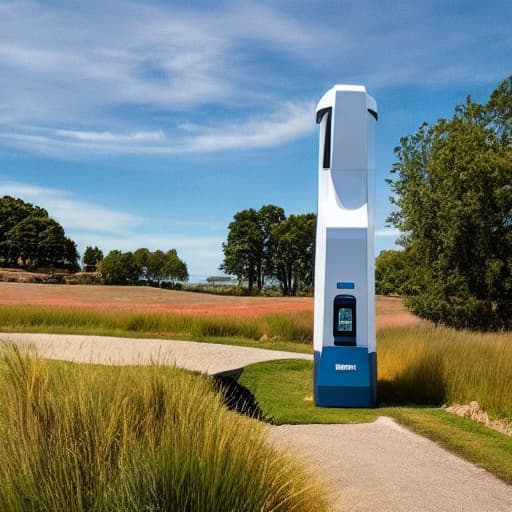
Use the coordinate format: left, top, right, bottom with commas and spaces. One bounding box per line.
187, 274, 209, 284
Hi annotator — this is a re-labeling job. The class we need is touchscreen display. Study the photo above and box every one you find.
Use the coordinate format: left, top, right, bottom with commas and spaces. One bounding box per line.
337, 307, 353, 332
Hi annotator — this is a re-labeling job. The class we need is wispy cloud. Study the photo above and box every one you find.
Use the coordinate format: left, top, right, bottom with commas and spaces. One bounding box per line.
0, 101, 313, 156
0, 180, 142, 233
0, 0, 510, 158
56, 130, 166, 143
186, 101, 313, 152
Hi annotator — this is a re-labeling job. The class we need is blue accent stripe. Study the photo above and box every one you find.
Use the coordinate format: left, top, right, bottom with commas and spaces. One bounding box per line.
337, 282, 354, 289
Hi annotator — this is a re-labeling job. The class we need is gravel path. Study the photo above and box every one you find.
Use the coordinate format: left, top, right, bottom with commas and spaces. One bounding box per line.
269, 419, 512, 512
2, 332, 511, 511
0, 332, 311, 374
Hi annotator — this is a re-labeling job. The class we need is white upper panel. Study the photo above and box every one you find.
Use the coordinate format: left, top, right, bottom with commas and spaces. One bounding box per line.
316, 84, 377, 115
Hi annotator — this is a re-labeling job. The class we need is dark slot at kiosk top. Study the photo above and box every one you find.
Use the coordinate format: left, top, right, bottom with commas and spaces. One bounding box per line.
333, 294, 356, 345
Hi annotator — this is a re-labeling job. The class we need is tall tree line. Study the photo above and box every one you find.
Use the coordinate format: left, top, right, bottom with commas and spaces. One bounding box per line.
221, 205, 315, 296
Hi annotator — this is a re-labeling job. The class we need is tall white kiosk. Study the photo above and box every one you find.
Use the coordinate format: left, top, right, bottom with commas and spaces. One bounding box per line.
314, 85, 377, 407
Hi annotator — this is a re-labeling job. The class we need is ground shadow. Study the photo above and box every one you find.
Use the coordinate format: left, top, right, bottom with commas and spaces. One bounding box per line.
212, 368, 267, 421
378, 356, 447, 407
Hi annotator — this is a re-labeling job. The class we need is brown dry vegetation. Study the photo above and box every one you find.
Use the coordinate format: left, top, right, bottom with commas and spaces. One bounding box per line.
0, 282, 421, 328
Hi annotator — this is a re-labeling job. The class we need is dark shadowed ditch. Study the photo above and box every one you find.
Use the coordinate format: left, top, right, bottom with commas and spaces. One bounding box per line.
212, 368, 268, 421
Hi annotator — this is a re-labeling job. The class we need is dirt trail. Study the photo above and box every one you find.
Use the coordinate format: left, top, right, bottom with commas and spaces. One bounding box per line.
1, 332, 511, 512
269, 420, 512, 512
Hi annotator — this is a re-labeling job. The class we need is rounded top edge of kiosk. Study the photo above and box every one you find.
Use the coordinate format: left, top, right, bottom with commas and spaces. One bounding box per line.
316, 84, 377, 115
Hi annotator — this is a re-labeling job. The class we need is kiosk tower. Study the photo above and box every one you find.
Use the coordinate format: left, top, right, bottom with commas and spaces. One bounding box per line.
313, 85, 377, 407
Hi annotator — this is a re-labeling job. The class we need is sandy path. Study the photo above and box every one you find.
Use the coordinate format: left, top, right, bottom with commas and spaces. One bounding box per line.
1, 332, 511, 512
0, 332, 311, 374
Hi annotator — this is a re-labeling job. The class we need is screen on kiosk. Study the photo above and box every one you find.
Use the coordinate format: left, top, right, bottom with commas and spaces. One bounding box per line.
337, 307, 353, 332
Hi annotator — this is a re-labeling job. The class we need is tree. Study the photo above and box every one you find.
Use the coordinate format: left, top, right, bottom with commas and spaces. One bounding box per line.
387, 76, 512, 329
134, 248, 151, 280
64, 238, 80, 271
221, 206, 316, 295
147, 249, 167, 285
375, 250, 410, 296
220, 208, 264, 293
258, 205, 286, 287
0, 196, 47, 264
271, 213, 316, 296
162, 249, 189, 283
82, 246, 104, 271
99, 250, 138, 285
99, 247, 188, 287
0, 195, 79, 270
5, 216, 39, 267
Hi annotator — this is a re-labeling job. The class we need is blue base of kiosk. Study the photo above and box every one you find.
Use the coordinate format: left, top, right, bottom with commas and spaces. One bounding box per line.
314, 346, 377, 407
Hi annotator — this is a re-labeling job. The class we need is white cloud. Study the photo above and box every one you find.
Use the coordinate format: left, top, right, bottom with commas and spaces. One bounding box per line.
0, 0, 510, 159
0, 180, 142, 233
0, 0, 333, 157
56, 130, 166, 143
0, 101, 314, 156
179, 101, 314, 152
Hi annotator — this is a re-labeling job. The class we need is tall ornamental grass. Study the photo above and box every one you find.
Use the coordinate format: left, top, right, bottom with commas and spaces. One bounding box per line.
378, 324, 512, 419
0, 345, 326, 512
0, 306, 313, 344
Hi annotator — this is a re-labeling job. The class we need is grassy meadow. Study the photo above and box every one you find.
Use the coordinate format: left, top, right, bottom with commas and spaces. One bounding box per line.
1, 285, 512, 489
0, 291, 511, 420
0, 345, 327, 512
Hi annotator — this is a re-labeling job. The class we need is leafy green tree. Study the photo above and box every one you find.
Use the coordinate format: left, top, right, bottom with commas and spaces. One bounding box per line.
162, 249, 189, 283
271, 213, 316, 296
258, 205, 286, 287
388, 76, 512, 329
82, 246, 104, 270
100, 250, 138, 285
147, 249, 167, 285
5, 216, 39, 266
375, 250, 410, 296
221, 206, 316, 295
64, 239, 80, 271
0, 196, 78, 270
0, 196, 47, 264
220, 208, 264, 293
133, 248, 151, 280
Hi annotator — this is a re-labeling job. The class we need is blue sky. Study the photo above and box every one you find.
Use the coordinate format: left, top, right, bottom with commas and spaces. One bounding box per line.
0, 0, 510, 279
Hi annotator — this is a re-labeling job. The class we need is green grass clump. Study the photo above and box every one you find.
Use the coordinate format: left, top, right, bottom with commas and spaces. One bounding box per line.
0, 345, 327, 512
0, 306, 313, 351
